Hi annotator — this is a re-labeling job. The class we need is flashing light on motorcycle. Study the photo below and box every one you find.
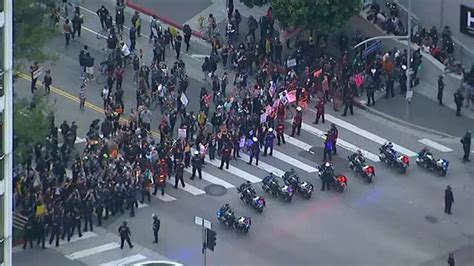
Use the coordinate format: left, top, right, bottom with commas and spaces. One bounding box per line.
402, 156, 410, 165
337, 175, 347, 183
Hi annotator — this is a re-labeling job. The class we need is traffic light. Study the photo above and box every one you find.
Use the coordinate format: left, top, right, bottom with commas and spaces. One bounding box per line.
206, 228, 217, 251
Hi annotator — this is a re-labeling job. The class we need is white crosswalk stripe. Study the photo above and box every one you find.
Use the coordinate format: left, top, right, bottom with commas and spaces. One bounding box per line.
65, 242, 120, 260
269, 149, 318, 173
301, 122, 381, 162
284, 134, 313, 151
166, 178, 205, 195
205, 156, 262, 183
184, 168, 234, 188
154, 193, 177, 202
99, 254, 147, 266
418, 139, 453, 152
325, 114, 418, 157
238, 153, 285, 177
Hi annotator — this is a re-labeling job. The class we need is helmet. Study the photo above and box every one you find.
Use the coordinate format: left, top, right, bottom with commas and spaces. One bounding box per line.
123, 220, 127, 226
225, 203, 229, 208
152, 214, 157, 219
268, 128, 273, 133
296, 107, 302, 112
246, 181, 251, 185
252, 137, 258, 142
194, 151, 199, 155
325, 162, 331, 167
357, 150, 362, 156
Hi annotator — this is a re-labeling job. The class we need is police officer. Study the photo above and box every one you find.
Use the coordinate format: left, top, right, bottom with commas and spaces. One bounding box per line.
248, 137, 260, 165
263, 128, 275, 156
329, 124, 338, 155
219, 144, 232, 169
320, 162, 332, 191
276, 122, 285, 145
191, 151, 203, 180
49, 213, 61, 247
290, 107, 303, 137
22, 217, 34, 249
83, 201, 94, 232
313, 99, 325, 124
461, 130, 471, 162
444, 185, 454, 215
36, 217, 47, 249
152, 214, 161, 244
118, 221, 133, 249
127, 185, 137, 217
232, 132, 241, 159
95, 197, 104, 226
61, 212, 72, 241
174, 159, 185, 188
70, 208, 83, 239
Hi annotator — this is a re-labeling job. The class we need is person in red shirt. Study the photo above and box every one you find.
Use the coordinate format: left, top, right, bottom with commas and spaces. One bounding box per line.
290, 107, 303, 137
153, 159, 168, 196
313, 98, 325, 124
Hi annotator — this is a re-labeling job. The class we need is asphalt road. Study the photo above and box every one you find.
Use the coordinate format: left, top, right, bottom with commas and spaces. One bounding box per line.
12, 1, 474, 265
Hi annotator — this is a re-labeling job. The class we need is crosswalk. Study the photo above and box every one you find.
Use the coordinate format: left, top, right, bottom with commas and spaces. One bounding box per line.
60, 117, 455, 205
15, 226, 175, 265
135, 117, 454, 203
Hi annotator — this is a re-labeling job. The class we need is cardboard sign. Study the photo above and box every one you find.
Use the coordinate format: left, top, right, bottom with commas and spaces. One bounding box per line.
239, 136, 246, 148
260, 113, 267, 124
265, 106, 273, 116
287, 90, 297, 103
287, 58, 297, 67
314, 69, 322, 78
180, 93, 189, 106
178, 128, 187, 139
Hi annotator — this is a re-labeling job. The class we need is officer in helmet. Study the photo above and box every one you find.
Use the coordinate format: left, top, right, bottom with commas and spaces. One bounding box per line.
191, 150, 202, 180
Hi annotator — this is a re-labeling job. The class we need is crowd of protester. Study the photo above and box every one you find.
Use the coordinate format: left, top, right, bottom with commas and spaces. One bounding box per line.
15, 0, 463, 249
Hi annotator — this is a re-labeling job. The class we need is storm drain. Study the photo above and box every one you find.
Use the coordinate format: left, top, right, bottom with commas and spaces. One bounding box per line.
204, 184, 227, 196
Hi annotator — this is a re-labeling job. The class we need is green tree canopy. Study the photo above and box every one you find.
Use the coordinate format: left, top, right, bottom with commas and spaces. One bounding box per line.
14, 0, 56, 63
14, 93, 54, 165
241, 0, 361, 33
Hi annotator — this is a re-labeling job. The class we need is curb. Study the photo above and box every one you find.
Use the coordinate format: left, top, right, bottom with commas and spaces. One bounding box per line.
354, 101, 456, 139
126, 0, 204, 39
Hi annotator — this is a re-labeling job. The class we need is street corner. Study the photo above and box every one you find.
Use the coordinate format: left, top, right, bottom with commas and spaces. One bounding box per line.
127, 0, 213, 38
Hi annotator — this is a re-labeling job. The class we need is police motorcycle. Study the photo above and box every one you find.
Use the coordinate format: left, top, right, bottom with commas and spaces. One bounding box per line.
378, 142, 410, 174
216, 204, 252, 234
261, 173, 294, 202
237, 181, 266, 213
415, 148, 449, 176
317, 162, 348, 192
348, 151, 375, 183
282, 169, 314, 199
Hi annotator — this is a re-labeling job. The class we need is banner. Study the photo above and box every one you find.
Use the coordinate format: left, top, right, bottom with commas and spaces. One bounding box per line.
239, 136, 246, 148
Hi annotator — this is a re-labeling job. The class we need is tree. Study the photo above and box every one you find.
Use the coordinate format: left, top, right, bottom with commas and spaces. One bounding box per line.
14, 93, 54, 165
240, 0, 361, 33
14, 0, 57, 63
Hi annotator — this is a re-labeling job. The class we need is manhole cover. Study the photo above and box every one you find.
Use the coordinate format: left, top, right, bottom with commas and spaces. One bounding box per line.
204, 184, 227, 196
425, 216, 438, 223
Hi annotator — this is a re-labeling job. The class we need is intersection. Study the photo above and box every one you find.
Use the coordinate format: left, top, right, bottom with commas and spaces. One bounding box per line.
11, 0, 474, 265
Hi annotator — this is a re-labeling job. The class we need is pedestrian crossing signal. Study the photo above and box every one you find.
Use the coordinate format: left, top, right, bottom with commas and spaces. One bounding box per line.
206, 228, 217, 251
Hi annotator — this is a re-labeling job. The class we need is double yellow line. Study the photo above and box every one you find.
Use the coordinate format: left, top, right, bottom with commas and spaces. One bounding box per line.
17, 72, 161, 138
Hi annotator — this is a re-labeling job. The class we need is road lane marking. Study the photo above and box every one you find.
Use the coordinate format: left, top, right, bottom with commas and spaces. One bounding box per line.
238, 152, 285, 177
18, 73, 163, 140
325, 114, 418, 157
418, 139, 453, 152
99, 254, 147, 266
301, 122, 380, 162
183, 168, 234, 188
269, 149, 318, 173
166, 178, 205, 195
154, 193, 177, 202
284, 134, 314, 152
65, 242, 120, 260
